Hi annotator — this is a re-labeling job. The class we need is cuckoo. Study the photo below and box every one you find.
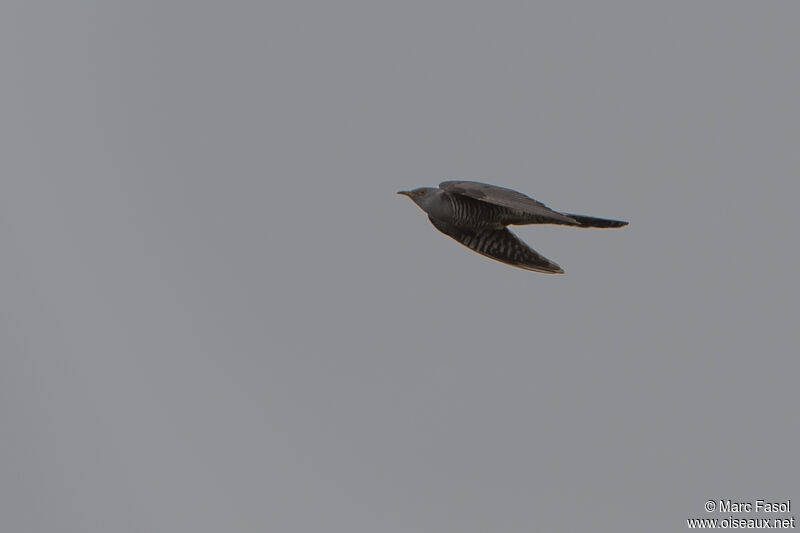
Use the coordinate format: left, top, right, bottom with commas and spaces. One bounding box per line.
398, 180, 628, 273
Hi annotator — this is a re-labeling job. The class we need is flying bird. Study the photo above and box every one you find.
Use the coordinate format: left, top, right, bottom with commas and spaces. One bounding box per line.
398, 180, 628, 273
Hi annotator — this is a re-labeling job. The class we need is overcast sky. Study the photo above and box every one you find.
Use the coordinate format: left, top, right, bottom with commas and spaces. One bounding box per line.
1, 2, 798, 532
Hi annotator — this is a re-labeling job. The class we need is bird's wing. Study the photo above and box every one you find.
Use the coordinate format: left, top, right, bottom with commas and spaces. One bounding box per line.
439, 180, 578, 225
428, 216, 564, 273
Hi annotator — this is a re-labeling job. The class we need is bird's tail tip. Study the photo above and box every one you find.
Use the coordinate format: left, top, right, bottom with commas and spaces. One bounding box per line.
565, 214, 629, 228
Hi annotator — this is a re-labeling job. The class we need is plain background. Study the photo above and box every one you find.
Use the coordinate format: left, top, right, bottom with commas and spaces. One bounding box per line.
1, 2, 798, 532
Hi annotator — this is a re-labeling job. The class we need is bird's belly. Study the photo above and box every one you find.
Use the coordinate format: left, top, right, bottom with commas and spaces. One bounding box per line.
456, 219, 507, 229
450, 196, 519, 228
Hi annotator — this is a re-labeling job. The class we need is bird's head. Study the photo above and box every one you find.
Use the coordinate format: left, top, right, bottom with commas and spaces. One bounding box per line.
397, 187, 439, 210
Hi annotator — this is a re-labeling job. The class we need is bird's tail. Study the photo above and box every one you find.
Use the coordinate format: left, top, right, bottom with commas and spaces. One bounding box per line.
564, 214, 628, 228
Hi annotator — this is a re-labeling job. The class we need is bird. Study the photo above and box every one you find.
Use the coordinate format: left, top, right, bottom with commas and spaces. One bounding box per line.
398, 180, 628, 274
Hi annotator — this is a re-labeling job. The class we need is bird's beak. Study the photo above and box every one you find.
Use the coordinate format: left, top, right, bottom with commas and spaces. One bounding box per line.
397, 190, 411, 197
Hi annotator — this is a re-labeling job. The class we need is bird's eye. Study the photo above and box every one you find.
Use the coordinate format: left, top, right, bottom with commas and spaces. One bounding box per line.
417, 190, 426, 196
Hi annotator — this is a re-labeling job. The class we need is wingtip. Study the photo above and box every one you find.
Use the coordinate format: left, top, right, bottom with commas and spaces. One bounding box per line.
516, 262, 564, 274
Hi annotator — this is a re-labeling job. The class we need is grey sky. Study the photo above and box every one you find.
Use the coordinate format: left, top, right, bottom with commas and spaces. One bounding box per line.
1, 2, 798, 532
